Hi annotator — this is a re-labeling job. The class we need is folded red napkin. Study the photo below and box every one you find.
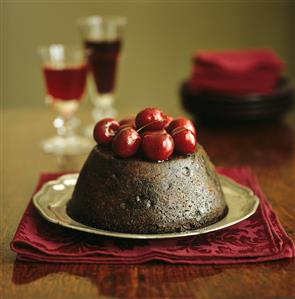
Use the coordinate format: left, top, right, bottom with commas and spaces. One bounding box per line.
189, 49, 284, 96
10, 168, 294, 264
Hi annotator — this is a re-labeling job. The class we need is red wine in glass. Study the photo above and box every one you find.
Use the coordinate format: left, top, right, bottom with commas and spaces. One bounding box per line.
43, 64, 88, 101
39, 44, 92, 156
84, 40, 122, 94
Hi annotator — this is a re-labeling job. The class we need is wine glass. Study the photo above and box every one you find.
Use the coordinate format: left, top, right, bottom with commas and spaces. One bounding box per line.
39, 44, 92, 155
77, 16, 126, 136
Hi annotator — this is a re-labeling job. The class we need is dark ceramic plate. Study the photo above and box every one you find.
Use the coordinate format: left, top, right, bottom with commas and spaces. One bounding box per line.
181, 80, 294, 124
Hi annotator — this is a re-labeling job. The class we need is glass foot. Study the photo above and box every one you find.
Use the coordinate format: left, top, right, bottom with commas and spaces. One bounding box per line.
41, 135, 93, 156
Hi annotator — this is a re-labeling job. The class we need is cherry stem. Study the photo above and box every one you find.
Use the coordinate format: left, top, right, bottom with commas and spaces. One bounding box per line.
137, 120, 163, 133
170, 127, 188, 137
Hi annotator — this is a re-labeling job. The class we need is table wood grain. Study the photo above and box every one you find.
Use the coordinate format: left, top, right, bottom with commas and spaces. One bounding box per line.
1, 107, 295, 299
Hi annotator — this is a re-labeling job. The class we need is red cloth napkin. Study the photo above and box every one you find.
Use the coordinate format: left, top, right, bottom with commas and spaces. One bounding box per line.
10, 168, 294, 264
189, 49, 284, 96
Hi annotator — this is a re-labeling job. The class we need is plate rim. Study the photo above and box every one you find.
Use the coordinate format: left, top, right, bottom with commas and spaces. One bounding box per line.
32, 173, 260, 239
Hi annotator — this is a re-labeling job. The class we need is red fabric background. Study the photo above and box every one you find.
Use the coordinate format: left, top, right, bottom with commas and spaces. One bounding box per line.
189, 49, 284, 95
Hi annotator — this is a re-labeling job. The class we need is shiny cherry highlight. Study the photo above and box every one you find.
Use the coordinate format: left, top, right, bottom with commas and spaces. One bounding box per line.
93, 118, 120, 145
167, 118, 196, 136
171, 127, 196, 154
141, 131, 174, 161
112, 127, 141, 158
136, 107, 167, 131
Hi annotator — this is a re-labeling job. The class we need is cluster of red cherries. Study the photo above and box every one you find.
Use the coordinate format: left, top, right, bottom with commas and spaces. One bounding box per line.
93, 107, 197, 161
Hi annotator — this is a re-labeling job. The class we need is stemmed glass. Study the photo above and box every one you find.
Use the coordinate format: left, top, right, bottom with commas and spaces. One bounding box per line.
77, 16, 126, 136
39, 44, 92, 155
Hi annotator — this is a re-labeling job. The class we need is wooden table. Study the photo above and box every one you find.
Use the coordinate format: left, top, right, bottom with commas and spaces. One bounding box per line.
1, 107, 295, 299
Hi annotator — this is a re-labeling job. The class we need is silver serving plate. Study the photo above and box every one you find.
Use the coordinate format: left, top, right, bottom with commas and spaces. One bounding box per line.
33, 173, 259, 239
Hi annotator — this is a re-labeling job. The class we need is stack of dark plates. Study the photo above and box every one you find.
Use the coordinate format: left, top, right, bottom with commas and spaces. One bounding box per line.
180, 78, 294, 124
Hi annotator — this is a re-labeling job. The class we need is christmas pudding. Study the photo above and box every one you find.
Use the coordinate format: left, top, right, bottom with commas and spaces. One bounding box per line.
67, 108, 227, 234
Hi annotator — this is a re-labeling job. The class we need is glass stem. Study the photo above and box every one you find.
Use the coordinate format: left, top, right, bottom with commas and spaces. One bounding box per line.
92, 93, 117, 122
54, 116, 79, 138
53, 101, 80, 138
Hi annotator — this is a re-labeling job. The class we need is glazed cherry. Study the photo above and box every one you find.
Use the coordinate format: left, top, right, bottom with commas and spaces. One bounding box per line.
136, 107, 167, 131
171, 127, 196, 154
141, 131, 174, 161
112, 127, 141, 158
93, 118, 120, 145
167, 118, 196, 136
119, 117, 136, 129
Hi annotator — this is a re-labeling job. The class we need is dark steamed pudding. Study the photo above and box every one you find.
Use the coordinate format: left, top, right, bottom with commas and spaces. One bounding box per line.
67, 144, 227, 234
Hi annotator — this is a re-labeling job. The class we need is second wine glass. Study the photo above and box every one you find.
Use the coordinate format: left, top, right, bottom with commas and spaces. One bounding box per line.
78, 15, 126, 136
